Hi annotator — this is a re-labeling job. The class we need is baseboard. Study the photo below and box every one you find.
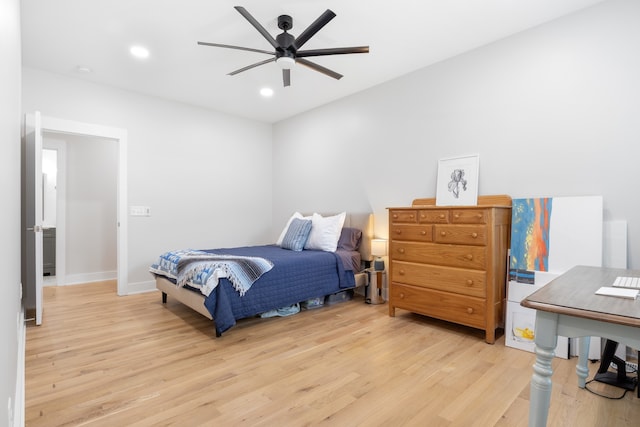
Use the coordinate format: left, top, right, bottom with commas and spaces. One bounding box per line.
63, 271, 117, 286
40, 274, 155, 295
126, 279, 156, 295
14, 306, 25, 427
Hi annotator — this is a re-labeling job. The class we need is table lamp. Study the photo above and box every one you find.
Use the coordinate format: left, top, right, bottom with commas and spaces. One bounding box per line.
371, 238, 387, 271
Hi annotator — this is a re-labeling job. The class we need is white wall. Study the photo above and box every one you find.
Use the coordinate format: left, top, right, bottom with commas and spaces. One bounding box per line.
22, 68, 274, 291
273, 0, 640, 268
0, 0, 23, 424
63, 134, 118, 283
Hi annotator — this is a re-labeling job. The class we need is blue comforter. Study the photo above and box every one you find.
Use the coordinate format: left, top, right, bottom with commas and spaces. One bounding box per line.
158, 244, 356, 336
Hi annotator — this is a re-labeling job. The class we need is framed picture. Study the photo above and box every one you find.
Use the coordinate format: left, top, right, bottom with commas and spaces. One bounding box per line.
436, 154, 479, 206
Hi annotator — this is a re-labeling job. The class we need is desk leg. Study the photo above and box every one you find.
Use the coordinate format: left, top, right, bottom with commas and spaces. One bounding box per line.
529, 312, 558, 427
576, 337, 590, 388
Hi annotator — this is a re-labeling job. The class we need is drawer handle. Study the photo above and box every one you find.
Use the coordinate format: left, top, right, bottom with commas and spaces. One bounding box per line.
466, 279, 473, 286
399, 293, 405, 299
476, 214, 483, 219
393, 214, 398, 219
395, 229, 402, 235
399, 270, 405, 276
454, 213, 460, 219
471, 232, 478, 238
398, 248, 405, 254
420, 214, 425, 219
439, 214, 445, 219
409, 214, 414, 219
464, 254, 473, 261
467, 308, 474, 314
440, 231, 446, 236
420, 230, 427, 236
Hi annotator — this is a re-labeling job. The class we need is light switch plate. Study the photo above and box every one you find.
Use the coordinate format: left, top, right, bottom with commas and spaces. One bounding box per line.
130, 206, 151, 216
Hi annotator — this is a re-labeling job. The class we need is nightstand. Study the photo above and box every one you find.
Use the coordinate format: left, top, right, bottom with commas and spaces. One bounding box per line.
366, 269, 386, 305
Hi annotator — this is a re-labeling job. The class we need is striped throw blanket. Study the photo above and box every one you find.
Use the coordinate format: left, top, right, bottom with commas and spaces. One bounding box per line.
149, 249, 273, 297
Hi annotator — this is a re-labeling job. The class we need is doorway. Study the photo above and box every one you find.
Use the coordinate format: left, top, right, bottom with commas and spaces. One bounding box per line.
42, 134, 118, 287
35, 114, 128, 296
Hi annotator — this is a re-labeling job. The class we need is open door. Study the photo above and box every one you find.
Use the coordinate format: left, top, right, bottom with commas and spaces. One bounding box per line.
24, 111, 44, 325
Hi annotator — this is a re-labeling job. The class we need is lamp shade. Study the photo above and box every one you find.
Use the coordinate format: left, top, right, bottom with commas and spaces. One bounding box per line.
371, 238, 388, 257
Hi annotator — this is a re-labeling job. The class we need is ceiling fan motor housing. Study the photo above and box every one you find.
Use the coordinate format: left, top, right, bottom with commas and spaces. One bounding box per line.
276, 33, 296, 58
276, 14, 296, 58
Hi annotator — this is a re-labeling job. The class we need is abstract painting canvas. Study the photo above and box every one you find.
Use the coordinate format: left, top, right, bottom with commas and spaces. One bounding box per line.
510, 198, 553, 282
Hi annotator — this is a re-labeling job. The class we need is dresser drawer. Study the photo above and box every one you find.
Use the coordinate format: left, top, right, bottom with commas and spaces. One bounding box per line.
451, 209, 487, 224
390, 224, 433, 242
390, 283, 486, 329
433, 224, 487, 246
418, 209, 449, 223
390, 210, 418, 223
391, 241, 487, 270
391, 261, 486, 298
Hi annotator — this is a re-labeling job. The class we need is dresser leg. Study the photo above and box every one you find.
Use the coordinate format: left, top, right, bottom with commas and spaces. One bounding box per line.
388, 305, 396, 317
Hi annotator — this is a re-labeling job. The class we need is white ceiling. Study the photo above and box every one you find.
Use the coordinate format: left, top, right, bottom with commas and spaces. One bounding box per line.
21, 0, 606, 123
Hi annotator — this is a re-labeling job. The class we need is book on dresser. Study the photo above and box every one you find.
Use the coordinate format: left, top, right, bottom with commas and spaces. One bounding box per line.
387, 195, 512, 344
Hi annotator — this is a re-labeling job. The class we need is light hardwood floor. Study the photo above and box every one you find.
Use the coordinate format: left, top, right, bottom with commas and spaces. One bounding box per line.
26, 281, 639, 426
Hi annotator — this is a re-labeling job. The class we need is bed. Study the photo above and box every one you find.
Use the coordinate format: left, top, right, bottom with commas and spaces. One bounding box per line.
151, 213, 373, 336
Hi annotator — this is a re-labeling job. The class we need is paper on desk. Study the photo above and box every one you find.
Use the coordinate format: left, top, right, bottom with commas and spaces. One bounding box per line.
595, 286, 639, 299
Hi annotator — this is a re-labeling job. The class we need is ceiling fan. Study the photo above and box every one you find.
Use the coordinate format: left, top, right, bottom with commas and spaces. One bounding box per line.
198, 6, 369, 87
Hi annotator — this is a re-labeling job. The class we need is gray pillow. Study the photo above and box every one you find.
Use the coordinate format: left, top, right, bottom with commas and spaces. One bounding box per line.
338, 227, 362, 251
281, 218, 312, 251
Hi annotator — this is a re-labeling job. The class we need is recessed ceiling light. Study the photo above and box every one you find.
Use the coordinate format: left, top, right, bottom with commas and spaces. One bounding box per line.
75, 66, 92, 74
130, 45, 150, 59
260, 87, 274, 97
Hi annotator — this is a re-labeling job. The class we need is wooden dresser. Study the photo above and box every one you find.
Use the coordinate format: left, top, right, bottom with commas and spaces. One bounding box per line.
387, 195, 511, 344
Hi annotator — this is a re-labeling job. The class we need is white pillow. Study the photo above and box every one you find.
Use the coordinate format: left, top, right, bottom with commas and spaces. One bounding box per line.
276, 212, 310, 246
304, 212, 347, 252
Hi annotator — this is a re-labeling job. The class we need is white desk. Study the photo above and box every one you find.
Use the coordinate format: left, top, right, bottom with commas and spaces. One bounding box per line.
521, 265, 640, 427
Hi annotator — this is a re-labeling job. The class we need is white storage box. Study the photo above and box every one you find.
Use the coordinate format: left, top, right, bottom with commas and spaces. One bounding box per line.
506, 273, 569, 359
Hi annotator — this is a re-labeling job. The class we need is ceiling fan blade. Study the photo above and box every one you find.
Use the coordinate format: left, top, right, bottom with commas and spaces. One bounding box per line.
296, 58, 342, 80
283, 69, 291, 87
296, 46, 369, 58
234, 6, 280, 50
228, 57, 276, 76
293, 9, 336, 50
197, 41, 274, 56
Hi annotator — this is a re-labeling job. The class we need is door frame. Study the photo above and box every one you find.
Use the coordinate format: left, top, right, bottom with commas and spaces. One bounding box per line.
34, 114, 128, 296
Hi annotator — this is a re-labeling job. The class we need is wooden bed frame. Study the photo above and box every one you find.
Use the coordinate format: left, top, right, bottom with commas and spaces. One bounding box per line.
156, 212, 374, 321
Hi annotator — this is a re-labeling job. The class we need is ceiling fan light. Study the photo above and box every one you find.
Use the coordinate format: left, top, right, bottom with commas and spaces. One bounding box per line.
75, 66, 92, 74
130, 45, 150, 59
276, 56, 295, 70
